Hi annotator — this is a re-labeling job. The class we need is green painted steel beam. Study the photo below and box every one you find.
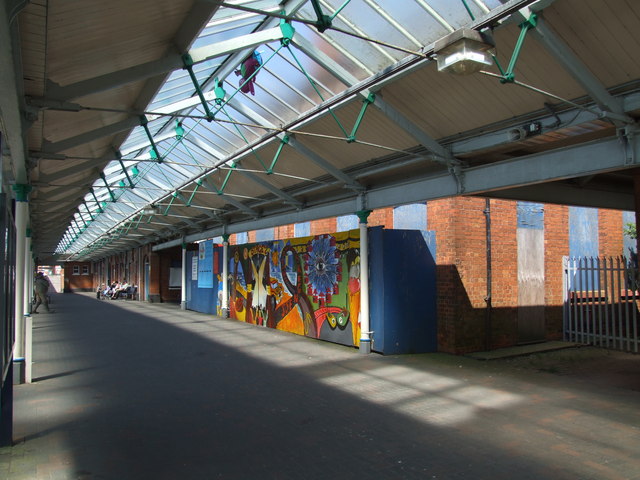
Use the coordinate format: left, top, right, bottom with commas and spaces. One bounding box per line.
501, 14, 537, 83
347, 93, 375, 143
182, 54, 215, 121
140, 115, 162, 162
100, 173, 116, 202
116, 150, 135, 188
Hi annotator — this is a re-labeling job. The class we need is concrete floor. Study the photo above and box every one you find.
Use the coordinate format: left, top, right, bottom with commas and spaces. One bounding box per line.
1, 292, 639, 479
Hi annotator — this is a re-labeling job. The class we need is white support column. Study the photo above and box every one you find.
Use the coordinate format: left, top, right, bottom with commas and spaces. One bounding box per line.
181, 242, 187, 310
13, 184, 30, 383
222, 234, 230, 318
24, 315, 32, 384
24, 231, 32, 313
357, 210, 372, 354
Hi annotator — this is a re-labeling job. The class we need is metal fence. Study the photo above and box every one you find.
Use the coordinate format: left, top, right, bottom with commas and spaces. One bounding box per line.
563, 256, 639, 353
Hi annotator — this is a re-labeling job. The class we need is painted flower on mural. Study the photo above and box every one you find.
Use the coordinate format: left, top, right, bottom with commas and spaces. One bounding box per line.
305, 234, 341, 304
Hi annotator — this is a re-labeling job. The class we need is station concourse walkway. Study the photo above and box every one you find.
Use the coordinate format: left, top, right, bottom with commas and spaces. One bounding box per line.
1, 292, 639, 480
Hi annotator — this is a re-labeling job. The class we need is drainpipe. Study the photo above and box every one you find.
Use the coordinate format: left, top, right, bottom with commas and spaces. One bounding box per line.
357, 209, 372, 354
222, 233, 230, 318
181, 241, 187, 310
484, 198, 493, 351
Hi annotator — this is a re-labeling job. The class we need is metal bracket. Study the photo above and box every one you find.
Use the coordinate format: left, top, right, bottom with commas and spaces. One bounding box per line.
309, 0, 332, 32
621, 123, 640, 165
448, 164, 466, 194
280, 18, 296, 45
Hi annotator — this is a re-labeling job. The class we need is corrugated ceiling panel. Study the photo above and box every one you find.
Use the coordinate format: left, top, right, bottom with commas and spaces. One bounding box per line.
544, 0, 640, 89
47, 1, 190, 84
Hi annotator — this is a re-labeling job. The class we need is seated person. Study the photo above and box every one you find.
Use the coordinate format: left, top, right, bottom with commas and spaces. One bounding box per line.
111, 280, 129, 299
104, 281, 118, 298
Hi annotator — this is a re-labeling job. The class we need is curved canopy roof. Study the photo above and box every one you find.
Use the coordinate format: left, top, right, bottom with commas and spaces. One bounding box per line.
2, 0, 639, 261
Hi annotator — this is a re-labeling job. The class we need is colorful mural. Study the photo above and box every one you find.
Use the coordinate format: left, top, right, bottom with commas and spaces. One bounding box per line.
227, 230, 361, 347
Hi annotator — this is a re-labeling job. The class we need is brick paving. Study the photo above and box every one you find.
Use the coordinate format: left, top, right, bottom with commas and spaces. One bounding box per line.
1, 292, 639, 479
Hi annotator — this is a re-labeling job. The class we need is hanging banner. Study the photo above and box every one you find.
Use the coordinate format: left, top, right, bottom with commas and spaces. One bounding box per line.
198, 240, 214, 288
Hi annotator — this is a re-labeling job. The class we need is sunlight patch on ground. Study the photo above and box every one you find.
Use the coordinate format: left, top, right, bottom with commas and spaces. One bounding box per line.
318, 365, 523, 427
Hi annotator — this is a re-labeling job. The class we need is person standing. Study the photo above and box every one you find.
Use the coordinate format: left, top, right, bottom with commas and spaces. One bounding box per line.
33, 271, 54, 313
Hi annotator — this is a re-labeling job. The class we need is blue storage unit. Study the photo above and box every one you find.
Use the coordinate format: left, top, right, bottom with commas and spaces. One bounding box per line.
369, 227, 437, 354
185, 248, 221, 315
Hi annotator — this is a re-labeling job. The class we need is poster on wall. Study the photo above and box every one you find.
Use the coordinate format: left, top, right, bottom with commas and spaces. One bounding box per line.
192, 256, 198, 281
198, 240, 214, 288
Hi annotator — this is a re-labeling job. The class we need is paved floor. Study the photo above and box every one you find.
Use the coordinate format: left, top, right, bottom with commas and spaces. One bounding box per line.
1, 292, 639, 480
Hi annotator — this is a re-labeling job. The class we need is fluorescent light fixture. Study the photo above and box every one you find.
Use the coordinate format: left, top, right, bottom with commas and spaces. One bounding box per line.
434, 29, 495, 75
142, 205, 159, 215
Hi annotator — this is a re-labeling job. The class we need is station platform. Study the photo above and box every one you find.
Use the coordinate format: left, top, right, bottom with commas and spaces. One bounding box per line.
1, 292, 639, 479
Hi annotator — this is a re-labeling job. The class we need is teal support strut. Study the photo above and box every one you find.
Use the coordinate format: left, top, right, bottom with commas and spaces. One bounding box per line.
164, 193, 178, 216
89, 188, 103, 213
83, 202, 95, 221
187, 180, 201, 206
500, 14, 537, 84
140, 116, 162, 162
100, 173, 116, 202
183, 53, 215, 121
460, 0, 475, 21
348, 93, 375, 143
116, 151, 135, 188
310, 0, 332, 32
268, 135, 289, 173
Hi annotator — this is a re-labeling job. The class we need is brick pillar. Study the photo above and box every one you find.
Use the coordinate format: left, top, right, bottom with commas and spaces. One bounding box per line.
544, 204, 569, 339
148, 252, 161, 303
599, 209, 623, 257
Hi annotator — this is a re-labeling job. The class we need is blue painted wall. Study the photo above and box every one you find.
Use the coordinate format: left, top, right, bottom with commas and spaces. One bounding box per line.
255, 228, 274, 242
186, 248, 221, 315
294, 222, 310, 237
393, 203, 427, 230
569, 206, 599, 258
568, 207, 599, 290
336, 214, 358, 232
369, 227, 437, 354
517, 202, 544, 229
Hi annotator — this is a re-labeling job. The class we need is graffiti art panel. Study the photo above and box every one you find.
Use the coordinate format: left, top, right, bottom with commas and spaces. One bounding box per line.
227, 230, 361, 347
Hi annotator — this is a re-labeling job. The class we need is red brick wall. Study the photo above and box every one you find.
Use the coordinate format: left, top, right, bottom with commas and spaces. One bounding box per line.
599, 209, 623, 257
310, 217, 337, 235
63, 262, 93, 292
275, 224, 294, 240
368, 208, 393, 228
159, 247, 182, 303
488, 200, 518, 349
428, 197, 458, 353
148, 252, 161, 301
544, 204, 569, 339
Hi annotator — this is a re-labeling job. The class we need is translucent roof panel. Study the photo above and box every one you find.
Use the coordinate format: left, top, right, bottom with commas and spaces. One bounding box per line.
60, 0, 502, 255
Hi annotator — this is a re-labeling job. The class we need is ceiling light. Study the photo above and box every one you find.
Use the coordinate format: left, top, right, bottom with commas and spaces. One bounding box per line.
143, 205, 159, 215
434, 29, 495, 75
